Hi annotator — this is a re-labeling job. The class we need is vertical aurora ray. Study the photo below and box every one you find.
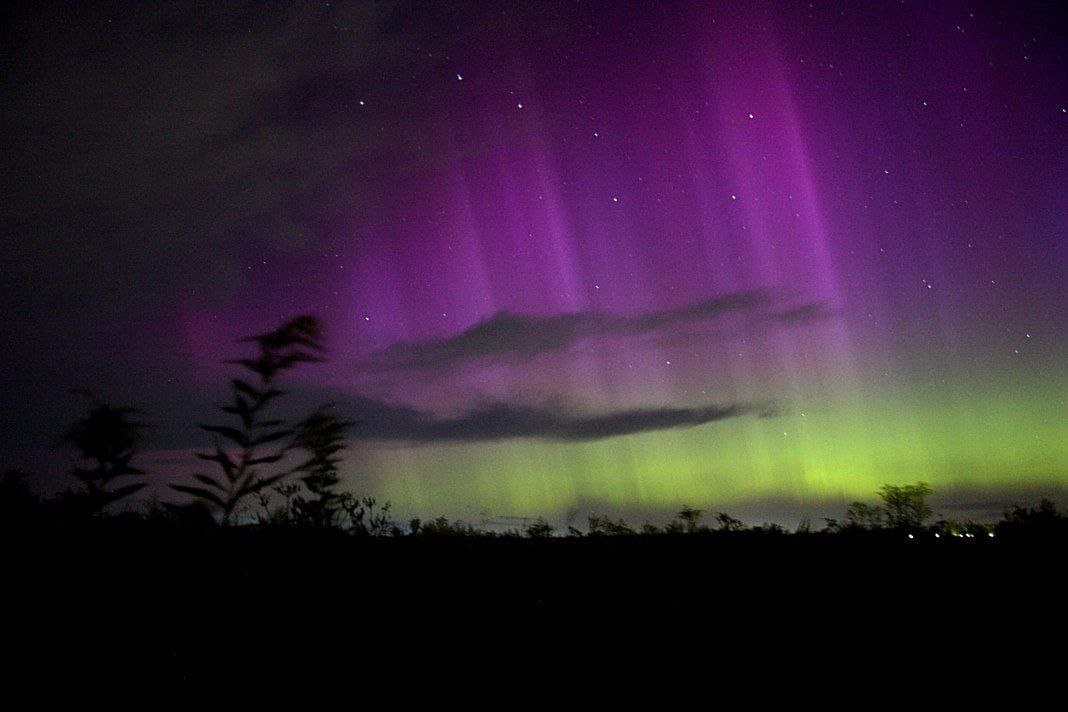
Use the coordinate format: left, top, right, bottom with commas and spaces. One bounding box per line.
327, 3, 1065, 522
8, 2, 1059, 521
302, 2, 1068, 523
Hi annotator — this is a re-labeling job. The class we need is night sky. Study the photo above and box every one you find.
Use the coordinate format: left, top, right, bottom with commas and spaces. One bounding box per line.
2, 1, 1065, 525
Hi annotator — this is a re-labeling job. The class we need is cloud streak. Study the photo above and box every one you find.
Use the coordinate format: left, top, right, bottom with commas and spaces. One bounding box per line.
363, 289, 830, 373
338, 395, 760, 443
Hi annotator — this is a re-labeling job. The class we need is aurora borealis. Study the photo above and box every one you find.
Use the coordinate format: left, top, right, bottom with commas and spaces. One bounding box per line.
2, 1, 1065, 525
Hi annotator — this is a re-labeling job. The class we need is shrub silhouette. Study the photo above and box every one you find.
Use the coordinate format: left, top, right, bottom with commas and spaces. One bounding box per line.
0, 470, 40, 526
339, 495, 396, 535
930, 518, 991, 538
415, 516, 481, 536
170, 316, 324, 522
998, 498, 1066, 538
287, 407, 354, 528
715, 512, 745, 532
62, 393, 149, 513
525, 517, 553, 538
587, 514, 635, 536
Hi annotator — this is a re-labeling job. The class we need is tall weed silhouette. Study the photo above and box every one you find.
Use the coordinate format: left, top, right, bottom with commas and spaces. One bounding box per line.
62, 391, 148, 512
170, 316, 323, 522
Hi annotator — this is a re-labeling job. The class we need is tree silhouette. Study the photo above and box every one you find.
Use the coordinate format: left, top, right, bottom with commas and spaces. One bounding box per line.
845, 501, 884, 530
675, 505, 703, 533
170, 316, 323, 523
62, 393, 148, 512
877, 482, 933, 530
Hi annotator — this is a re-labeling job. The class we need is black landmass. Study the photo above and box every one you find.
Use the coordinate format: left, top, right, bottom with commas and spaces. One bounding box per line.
6, 519, 1065, 691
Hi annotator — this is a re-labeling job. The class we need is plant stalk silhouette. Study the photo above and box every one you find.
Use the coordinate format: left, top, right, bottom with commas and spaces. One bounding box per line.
63, 391, 149, 512
170, 316, 324, 523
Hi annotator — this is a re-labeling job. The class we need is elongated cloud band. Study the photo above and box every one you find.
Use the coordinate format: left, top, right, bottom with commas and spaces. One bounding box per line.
362, 289, 829, 373
336, 395, 761, 443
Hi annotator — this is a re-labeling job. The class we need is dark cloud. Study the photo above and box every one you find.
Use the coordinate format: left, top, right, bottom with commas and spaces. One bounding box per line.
774, 303, 839, 324
0, 1, 546, 463
364, 311, 596, 372
0, 1, 537, 341
363, 290, 832, 372
338, 395, 759, 443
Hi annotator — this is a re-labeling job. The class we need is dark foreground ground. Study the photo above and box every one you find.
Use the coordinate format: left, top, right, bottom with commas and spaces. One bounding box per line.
5, 523, 1065, 690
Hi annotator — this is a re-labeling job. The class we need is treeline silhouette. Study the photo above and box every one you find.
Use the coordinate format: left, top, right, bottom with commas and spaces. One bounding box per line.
4, 459, 1063, 540
3, 315, 1063, 540
3, 315, 1066, 688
